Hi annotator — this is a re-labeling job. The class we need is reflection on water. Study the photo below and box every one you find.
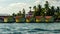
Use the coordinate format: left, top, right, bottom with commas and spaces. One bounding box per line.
0, 23, 60, 34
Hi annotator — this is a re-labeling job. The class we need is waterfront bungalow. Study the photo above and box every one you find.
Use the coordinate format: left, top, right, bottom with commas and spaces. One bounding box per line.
0, 14, 10, 23
45, 16, 54, 22
4, 16, 9, 23
35, 16, 42, 23
8, 16, 15, 23
26, 11, 34, 23
26, 16, 31, 23
15, 16, 20, 23
15, 16, 24, 23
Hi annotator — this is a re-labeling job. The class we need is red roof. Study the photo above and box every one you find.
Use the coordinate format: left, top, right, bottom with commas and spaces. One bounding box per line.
35, 16, 42, 19
45, 16, 52, 19
16, 16, 22, 19
26, 16, 31, 19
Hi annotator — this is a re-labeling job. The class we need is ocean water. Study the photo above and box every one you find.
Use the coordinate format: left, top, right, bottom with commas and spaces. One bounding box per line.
0, 23, 60, 34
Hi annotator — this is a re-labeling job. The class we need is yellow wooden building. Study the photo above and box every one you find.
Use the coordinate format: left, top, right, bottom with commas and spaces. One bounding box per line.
35, 16, 42, 23
45, 16, 52, 22
4, 16, 8, 22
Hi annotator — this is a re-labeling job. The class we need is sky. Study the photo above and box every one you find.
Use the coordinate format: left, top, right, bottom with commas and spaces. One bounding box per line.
0, 0, 60, 15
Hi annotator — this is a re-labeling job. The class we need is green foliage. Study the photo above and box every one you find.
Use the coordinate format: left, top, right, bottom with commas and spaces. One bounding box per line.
33, 1, 60, 16
12, 1, 60, 17
22, 8, 25, 17
44, 1, 49, 9
12, 13, 16, 16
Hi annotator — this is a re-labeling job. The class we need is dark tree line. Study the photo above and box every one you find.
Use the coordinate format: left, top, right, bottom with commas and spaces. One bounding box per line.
12, 1, 60, 18
33, 1, 60, 17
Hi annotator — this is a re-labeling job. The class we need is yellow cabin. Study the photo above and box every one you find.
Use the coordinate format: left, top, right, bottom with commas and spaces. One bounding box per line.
4, 17, 8, 22
26, 19, 30, 23
15, 16, 24, 23
45, 19, 49, 22
35, 16, 42, 23
36, 19, 40, 23
16, 19, 19, 22
15, 16, 20, 23
45, 16, 52, 22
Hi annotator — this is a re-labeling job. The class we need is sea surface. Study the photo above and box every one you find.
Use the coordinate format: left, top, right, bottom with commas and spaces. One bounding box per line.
0, 23, 60, 34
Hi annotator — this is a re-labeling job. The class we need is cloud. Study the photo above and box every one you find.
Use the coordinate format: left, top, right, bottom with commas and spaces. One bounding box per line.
0, 0, 60, 15
0, 0, 6, 1
47, 0, 60, 7
34, 0, 60, 7
34, 0, 40, 4
0, 2, 31, 15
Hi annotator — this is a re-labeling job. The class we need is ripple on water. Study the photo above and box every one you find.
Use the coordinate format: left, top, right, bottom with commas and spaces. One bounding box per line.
0, 23, 60, 34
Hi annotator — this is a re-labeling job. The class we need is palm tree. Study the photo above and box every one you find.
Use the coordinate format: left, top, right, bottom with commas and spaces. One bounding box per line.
33, 6, 37, 17
38, 4, 42, 16
22, 8, 25, 17
54, 7, 60, 21
12, 13, 16, 16
56, 7, 59, 12
50, 6, 55, 16
56, 7, 60, 18
44, 1, 50, 16
17, 11, 21, 16
29, 7, 31, 11
44, 1, 49, 9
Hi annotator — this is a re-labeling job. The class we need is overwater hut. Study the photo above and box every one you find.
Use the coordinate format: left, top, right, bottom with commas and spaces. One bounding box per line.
4, 16, 9, 22
15, 16, 23, 23
8, 16, 15, 23
0, 14, 10, 23
35, 16, 42, 23
45, 16, 53, 22
26, 11, 34, 23
26, 16, 31, 23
